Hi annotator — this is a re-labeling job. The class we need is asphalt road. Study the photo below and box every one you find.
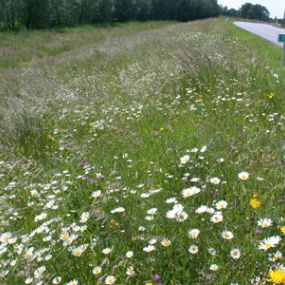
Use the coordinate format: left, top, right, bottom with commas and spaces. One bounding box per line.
234, 22, 285, 48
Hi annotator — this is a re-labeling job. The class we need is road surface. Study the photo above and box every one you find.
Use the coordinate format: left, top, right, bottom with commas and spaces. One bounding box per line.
234, 22, 285, 48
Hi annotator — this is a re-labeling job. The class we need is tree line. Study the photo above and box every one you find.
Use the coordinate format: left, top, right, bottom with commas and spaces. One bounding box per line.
220, 3, 270, 22
0, 0, 220, 30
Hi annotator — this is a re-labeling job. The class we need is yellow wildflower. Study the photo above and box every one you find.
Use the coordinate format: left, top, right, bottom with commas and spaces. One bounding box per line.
280, 226, 285, 235
267, 92, 275, 99
268, 268, 285, 284
250, 197, 260, 209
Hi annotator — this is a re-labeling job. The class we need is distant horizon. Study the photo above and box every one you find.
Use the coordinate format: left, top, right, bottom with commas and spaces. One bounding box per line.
218, 0, 285, 19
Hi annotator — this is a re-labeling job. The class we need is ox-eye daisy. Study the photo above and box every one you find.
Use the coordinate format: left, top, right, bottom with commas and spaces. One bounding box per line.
189, 245, 199, 254
258, 236, 281, 251
105, 275, 116, 284
230, 248, 241, 259
188, 229, 200, 239
238, 171, 249, 180
93, 266, 102, 275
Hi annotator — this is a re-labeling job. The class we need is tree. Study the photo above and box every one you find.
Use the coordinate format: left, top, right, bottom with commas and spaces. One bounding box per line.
240, 3, 269, 21
24, 0, 49, 29
135, 0, 152, 21
0, 0, 228, 30
114, 0, 135, 21
219, 5, 239, 18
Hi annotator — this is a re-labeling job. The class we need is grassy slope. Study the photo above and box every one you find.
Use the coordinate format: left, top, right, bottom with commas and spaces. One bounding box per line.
0, 18, 284, 285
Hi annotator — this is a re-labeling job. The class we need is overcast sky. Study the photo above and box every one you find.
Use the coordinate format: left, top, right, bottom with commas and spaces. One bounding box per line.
218, 0, 285, 18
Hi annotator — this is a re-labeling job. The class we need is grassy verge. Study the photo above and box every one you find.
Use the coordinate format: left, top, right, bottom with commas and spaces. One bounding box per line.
0, 18, 284, 285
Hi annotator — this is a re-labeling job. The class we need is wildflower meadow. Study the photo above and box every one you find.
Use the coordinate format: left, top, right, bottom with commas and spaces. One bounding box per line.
0, 18, 284, 285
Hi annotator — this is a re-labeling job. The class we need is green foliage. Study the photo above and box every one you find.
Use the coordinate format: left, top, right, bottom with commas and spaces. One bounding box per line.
220, 2, 270, 21
240, 3, 270, 21
0, 0, 221, 30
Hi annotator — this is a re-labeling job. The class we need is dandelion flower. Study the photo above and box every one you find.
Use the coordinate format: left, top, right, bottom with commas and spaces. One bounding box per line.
280, 226, 285, 234
250, 197, 260, 209
268, 268, 285, 284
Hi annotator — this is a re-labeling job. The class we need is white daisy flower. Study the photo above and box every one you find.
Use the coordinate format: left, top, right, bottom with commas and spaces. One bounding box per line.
222, 231, 234, 240
238, 171, 249, 180
210, 264, 219, 271
182, 186, 200, 198
210, 177, 221, 185
176, 211, 188, 222
126, 266, 135, 276
92, 266, 102, 275
143, 245, 156, 252
105, 275, 116, 284
210, 213, 223, 223
126, 251, 134, 258
92, 190, 102, 198
258, 236, 281, 251
52, 276, 62, 284
257, 218, 273, 228
188, 245, 199, 254
188, 229, 200, 239
161, 239, 171, 247
230, 248, 241, 259
215, 200, 228, 210
110, 207, 125, 214
195, 205, 208, 214
180, 155, 190, 165
102, 247, 112, 255
80, 212, 90, 223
